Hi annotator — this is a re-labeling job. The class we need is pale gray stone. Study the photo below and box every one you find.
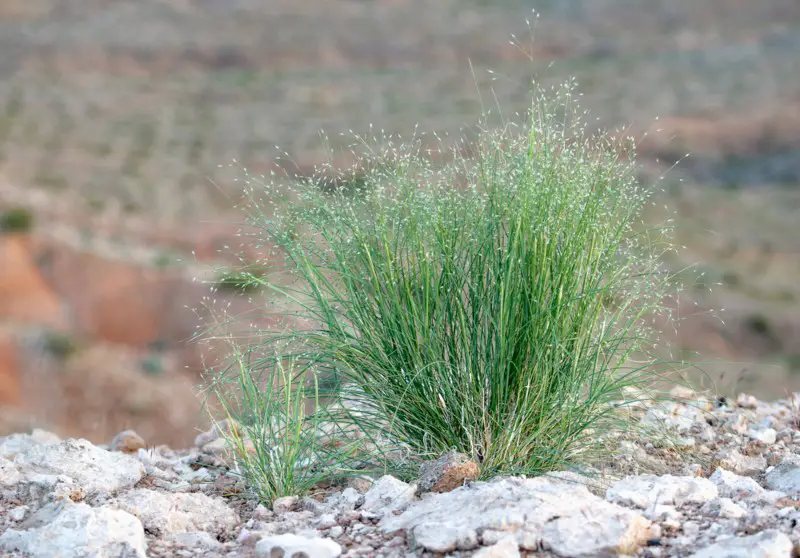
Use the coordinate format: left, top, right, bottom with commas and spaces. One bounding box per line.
0, 456, 21, 486
5, 392, 800, 558
255, 533, 342, 558
8, 506, 27, 522
715, 448, 768, 476
382, 476, 651, 557
642, 401, 706, 433
326, 487, 364, 512
540, 501, 652, 557
701, 498, 748, 519
606, 475, 717, 509
362, 475, 416, 515
0, 430, 61, 459
12, 438, 144, 497
315, 513, 337, 529
765, 460, 800, 494
112, 488, 238, 537
197, 437, 230, 455
194, 419, 240, 449
748, 428, 777, 445
710, 468, 784, 502
166, 531, 223, 550
682, 521, 701, 536
727, 413, 750, 435
736, 394, 759, 409
615, 442, 673, 476
643, 504, 682, 522
0, 501, 146, 558
689, 529, 792, 558
669, 386, 697, 401
411, 523, 479, 552
473, 536, 520, 558
273, 495, 300, 514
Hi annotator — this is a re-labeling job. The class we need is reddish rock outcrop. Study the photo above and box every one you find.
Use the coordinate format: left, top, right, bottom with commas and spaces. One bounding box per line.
0, 235, 67, 329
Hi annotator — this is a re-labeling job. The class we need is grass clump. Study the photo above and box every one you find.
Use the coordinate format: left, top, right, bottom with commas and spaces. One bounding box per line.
205, 83, 682, 495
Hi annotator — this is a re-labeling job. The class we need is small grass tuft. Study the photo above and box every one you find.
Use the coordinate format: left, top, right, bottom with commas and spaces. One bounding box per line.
34, 329, 79, 361
204, 347, 366, 505
140, 355, 165, 376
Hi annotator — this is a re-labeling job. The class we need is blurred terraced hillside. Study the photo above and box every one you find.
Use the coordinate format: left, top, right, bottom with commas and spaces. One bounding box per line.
1, 0, 799, 445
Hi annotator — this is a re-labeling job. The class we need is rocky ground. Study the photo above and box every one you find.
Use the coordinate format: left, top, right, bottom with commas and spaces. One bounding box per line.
1, 387, 800, 557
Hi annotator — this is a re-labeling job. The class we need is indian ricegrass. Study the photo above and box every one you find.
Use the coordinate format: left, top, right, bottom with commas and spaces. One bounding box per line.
217, 83, 681, 481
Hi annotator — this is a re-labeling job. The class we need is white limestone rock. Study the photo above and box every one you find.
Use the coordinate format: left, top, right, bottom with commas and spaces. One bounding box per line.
0, 455, 21, 486
361, 475, 416, 516
166, 531, 223, 551
382, 476, 652, 557
0, 501, 146, 558
736, 393, 759, 409
642, 400, 707, 433
748, 427, 777, 445
710, 468, 785, 502
689, 529, 793, 558
411, 523, 479, 552
255, 533, 342, 558
111, 488, 239, 537
644, 504, 683, 522
715, 448, 768, 476
473, 536, 521, 558
0, 429, 61, 459
764, 460, 800, 494
11, 438, 144, 499
701, 498, 748, 519
606, 475, 718, 509
540, 501, 653, 557
8, 505, 28, 522
326, 487, 364, 512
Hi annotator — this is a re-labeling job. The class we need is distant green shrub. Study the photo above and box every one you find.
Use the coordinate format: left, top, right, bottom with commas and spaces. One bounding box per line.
140, 355, 165, 376
746, 314, 772, 336
40, 330, 78, 361
0, 208, 34, 233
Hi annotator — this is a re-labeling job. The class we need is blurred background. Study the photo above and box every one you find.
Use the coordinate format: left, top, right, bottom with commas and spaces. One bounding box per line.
0, 0, 799, 447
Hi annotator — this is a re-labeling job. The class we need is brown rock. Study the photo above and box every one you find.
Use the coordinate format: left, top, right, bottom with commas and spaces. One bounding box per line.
347, 476, 374, 495
775, 498, 800, 509
111, 429, 147, 454
417, 451, 480, 495
272, 496, 300, 514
